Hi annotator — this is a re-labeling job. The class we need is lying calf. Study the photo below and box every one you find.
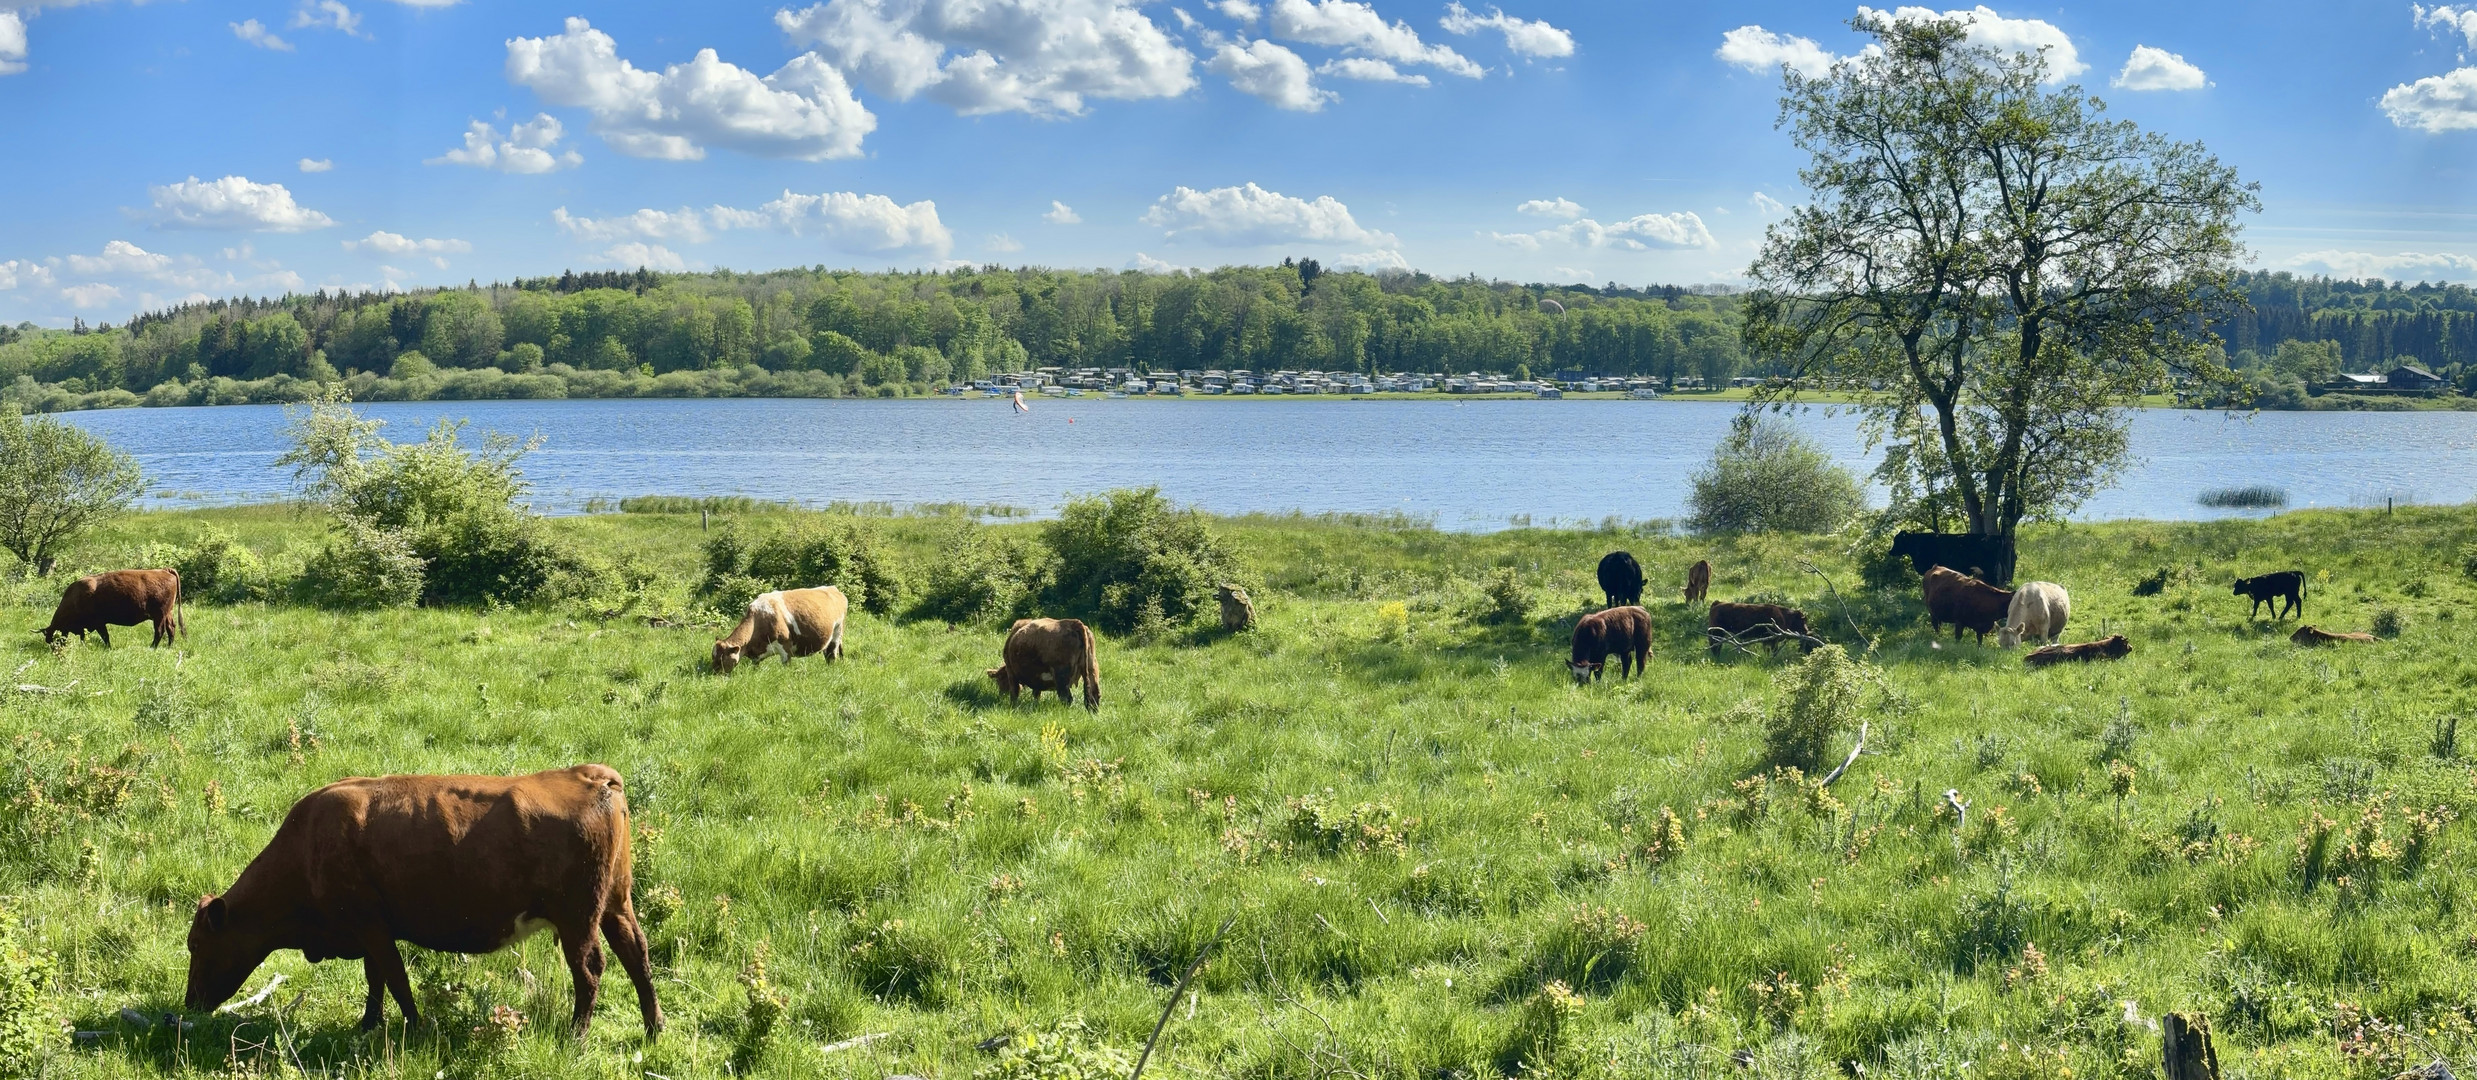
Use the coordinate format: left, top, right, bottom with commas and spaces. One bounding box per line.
2023, 635, 2131, 667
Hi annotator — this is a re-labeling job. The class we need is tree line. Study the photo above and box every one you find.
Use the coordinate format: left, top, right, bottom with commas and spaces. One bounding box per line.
0, 265, 1753, 410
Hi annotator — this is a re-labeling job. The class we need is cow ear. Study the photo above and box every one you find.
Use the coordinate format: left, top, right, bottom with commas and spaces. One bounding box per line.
200, 895, 227, 931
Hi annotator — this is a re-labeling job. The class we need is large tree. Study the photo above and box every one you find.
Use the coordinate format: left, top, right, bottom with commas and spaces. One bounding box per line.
0, 408, 146, 576
1742, 13, 2258, 581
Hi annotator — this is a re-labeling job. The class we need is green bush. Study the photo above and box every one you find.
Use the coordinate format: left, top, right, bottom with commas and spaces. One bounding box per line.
700, 515, 903, 615
1686, 416, 1864, 534
1479, 566, 1533, 624
299, 514, 426, 609
1039, 487, 1235, 634
911, 523, 1035, 624
2372, 607, 2406, 639
0, 905, 57, 1079
175, 529, 269, 602
1765, 644, 1872, 770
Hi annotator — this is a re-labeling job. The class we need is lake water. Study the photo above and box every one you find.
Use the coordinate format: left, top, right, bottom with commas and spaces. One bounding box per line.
56, 397, 2477, 529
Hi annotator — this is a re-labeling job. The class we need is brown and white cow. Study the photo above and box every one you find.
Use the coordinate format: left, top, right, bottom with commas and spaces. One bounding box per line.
712, 586, 847, 673
2023, 635, 2132, 667
1569, 605, 1653, 682
184, 765, 663, 1040
988, 618, 1101, 712
41, 568, 182, 647
1922, 565, 2013, 645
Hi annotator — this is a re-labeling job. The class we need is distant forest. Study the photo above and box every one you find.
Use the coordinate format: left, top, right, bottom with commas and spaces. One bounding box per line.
0, 263, 2468, 411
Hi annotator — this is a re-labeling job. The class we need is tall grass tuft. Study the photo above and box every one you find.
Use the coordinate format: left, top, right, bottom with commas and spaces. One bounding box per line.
2198, 485, 2289, 509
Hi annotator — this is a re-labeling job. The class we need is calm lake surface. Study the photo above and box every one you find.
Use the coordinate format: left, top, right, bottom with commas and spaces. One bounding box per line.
58, 398, 2477, 529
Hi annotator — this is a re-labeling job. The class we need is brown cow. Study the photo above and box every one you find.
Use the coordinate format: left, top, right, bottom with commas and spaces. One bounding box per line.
2291, 625, 2378, 646
1683, 560, 1712, 604
40, 568, 182, 647
712, 586, 847, 673
1922, 565, 2013, 645
1569, 605, 1653, 682
988, 618, 1101, 712
2024, 635, 2132, 667
184, 765, 662, 1040
1706, 601, 1819, 656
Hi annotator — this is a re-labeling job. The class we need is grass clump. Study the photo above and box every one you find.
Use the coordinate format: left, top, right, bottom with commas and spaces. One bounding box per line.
972, 1015, 1131, 1080
2198, 484, 2289, 509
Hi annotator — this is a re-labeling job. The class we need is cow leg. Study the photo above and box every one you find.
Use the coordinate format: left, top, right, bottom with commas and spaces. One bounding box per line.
361, 938, 417, 1031
557, 920, 605, 1039
1053, 666, 1076, 705
96, 626, 109, 648
600, 907, 664, 1039
360, 956, 389, 1030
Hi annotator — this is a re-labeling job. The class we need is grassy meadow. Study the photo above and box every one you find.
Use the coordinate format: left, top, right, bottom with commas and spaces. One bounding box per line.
5, 503, 2477, 1079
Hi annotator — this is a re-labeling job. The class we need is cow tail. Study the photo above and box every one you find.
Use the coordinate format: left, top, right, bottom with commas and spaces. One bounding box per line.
1082, 623, 1101, 712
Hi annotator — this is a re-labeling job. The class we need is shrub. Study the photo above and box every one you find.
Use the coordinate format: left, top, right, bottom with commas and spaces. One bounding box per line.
1765, 644, 1873, 770
1039, 487, 1236, 634
971, 1015, 1132, 1080
2371, 607, 2406, 639
1686, 416, 1864, 534
0, 905, 56, 1080
173, 529, 269, 603
2459, 543, 2477, 582
911, 523, 1034, 624
1479, 567, 1533, 624
702, 515, 904, 615
0, 406, 147, 575
299, 514, 426, 609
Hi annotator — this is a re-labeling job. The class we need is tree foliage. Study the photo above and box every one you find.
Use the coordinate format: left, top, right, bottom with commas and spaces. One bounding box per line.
0, 407, 145, 575
1686, 416, 1864, 534
1743, 13, 2259, 554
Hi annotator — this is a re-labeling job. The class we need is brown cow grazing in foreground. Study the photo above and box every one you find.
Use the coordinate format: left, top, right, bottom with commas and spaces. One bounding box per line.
712, 586, 847, 673
2292, 625, 2378, 646
1922, 565, 2013, 645
2024, 635, 2132, 667
185, 765, 662, 1040
42, 568, 182, 647
988, 618, 1101, 712
1569, 605, 1653, 682
1706, 601, 1819, 657
1683, 560, 1712, 604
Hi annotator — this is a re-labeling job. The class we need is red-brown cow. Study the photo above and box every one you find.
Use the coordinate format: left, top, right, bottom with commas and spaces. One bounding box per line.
988, 618, 1101, 712
184, 765, 663, 1040
2023, 635, 2133, 667
1705, 601, 1819, 657
1569, 605, 1653, 683
1922, 565, 2014, 645
41, 568, 182, 647
1683, 560, 1712, 604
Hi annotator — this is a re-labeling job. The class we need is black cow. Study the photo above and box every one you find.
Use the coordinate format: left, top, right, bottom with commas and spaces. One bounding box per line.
2233, 570, 2305, 620
1595, 551, 1644, 608
1889, 532, 2016, 586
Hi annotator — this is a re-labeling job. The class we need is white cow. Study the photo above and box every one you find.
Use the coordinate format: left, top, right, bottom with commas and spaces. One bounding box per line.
1998, 582, 2070, 648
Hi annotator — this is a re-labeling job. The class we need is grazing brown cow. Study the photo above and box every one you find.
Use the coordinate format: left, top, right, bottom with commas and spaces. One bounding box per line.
1921, 565, 2014, 645
988, 618, 1101, 712
1705, 601, 1819, 657
41, 568, 182, 647
1683, 560, 1712, 604
2291, 625, 2378, 646
1569, 605, 1653, 682
185, 765, 662, 1041
2023, 635, 2132, 667
712, 586, 847, 673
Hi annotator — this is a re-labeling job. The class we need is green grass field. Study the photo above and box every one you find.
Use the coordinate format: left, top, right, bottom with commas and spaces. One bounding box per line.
5, 504, 2477, 1079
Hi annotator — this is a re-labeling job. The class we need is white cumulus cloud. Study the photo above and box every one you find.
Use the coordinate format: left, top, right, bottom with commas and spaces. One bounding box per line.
1209, 38, 1332, 109
507, 17, 875, 161
1211, 0, 1260, 22
1716, 26, 1840, 78
344, 231, 472, 257
2288, 249, 2477, 282
60, 283, 124, 309
1437, 3, 1571, 59
603, 243, 687, 271
1319, 56, 1426, 85
1750, 192, 1787, 214
551, 206, 713, 244
775, 0, 1197, 117
1860, 6, 2084, 83
987, 233, 1023, 253
1130, 252, 1194, 273
0, 260, 53, 290
232, 19, 295, 51
720, 190, 954, 256
298, 157, 334, 172
1267, 0, 1480, 78
148, 175, 335, 232
66, 240, 173, 276
1, 12, 26, 76
428, 114, 583, 173
1332, 248, 1410, 272
1143, 183, 1395, 247
1044, 200, 1081, 224
2418, 4, 2477, 49
2113, 45, 2205, 91
291, 0, 368, 38
2383, 67, 2477, 132
1517, 197, 1584, 219
1492, 212, 1715, 252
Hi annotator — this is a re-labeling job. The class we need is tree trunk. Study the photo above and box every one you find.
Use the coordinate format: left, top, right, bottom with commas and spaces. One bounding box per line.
2161, 1012, 2221, 1080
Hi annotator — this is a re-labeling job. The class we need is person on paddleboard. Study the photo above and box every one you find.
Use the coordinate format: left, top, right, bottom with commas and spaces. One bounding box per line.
1011, 389, 1029, 414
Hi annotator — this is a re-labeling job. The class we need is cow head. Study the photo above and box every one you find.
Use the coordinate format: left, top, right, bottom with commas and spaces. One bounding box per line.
712, 641, 743, 673
185, 894, 272, 1014
2230, 578, 2248, 596
2100, 635, 2132, 659
1568, 659, 1600, 684
987, 666, 1017, 694
1996, 624, 2023, 649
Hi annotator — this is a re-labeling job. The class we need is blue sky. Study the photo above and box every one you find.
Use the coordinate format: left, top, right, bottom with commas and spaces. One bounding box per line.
1, 0, 2474, 326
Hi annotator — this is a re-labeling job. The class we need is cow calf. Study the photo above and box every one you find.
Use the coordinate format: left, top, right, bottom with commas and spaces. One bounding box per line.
2023, 635, 2132, 667
185, 765, 663, 1040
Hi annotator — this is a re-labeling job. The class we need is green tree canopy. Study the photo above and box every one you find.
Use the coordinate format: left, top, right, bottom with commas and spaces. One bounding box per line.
0, 408, 146, 575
